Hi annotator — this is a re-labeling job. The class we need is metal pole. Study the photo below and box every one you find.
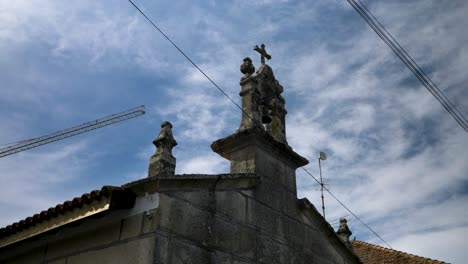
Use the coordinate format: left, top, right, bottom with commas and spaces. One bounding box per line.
319, 157, 325, 219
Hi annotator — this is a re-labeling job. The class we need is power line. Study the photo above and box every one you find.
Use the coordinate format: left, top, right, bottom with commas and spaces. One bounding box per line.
347, 0, 468, 133
127, 0, 244, 114
300, 166, 392, 248
127, 0, 391, 249
355, 0, 468, 131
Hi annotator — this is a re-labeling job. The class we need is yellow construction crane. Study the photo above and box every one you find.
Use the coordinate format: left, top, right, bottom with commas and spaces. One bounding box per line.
0, 105, 145, 158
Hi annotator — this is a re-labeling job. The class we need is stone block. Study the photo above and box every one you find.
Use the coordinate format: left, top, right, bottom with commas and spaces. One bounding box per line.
141, 209, 161, 234
245, 197, 257, 227
236, 226, 256, 259
309, 253, 334, 264
239, 189, 254, 199
284, 165, 297, 194
303, 229, 340, 262
215, 191, 248, 224
254, 178, 285, 212
153, 233, 171, 263
211, 216, 240, 252
211, 250, 232, 264
283, 195, 303, 221
303, 251, 318, 263
169, 238, 209, 264
287, 218, 305, 245
171, 190, 214, 210
255, 149, 283, 183
303, 226, 321, 247
48, 258, 67, 264
289, 247, 304, 264
256, 234, 289, 264
2, 245, 45, 264
251, 202, 286, 240
68, 236, 155, 264
157, 194, 210, 243
230, 147, 256, 174
232, 259, 255, 264
119, 213, 143, 240
46, 220, 121, 260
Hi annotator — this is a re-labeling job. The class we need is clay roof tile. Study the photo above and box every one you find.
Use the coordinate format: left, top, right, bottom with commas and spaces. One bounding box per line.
0, 186, 125, 239
351, 240, 448, 264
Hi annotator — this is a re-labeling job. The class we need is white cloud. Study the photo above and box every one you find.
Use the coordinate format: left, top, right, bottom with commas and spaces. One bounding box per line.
392, 226, 468, 264
333, 104, 376, 134
178, 153, 228, 174
0, 140, 93, 227
0, 0, 467, 263
0, 0, 175, 73
156, 82, 237, 142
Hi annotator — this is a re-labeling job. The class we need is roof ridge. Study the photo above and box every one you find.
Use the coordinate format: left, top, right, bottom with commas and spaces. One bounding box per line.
0, 185, 123, 238
352, 240, 448, 263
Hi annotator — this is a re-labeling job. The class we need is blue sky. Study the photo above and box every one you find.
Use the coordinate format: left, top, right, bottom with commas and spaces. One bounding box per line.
1, 0, 467, 263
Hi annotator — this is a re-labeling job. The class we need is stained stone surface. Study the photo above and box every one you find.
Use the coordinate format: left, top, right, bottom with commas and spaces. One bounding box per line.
238, 49, 287, 144
337, 218, 354, 251
148, 121, 177, 178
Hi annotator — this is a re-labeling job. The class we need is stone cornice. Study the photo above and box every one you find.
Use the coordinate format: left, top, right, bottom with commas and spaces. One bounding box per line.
123, 173, 259, 195
211, 127, 309, 168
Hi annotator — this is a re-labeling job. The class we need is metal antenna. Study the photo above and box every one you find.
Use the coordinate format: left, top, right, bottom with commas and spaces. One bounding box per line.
318, 151, 327, 219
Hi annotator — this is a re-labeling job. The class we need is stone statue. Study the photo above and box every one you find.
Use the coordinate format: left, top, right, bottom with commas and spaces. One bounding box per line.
148, 121, 177, 177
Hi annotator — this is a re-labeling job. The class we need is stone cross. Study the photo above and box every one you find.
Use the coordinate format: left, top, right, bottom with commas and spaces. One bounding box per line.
254, 44, 271, 65
148, 121, 177, 177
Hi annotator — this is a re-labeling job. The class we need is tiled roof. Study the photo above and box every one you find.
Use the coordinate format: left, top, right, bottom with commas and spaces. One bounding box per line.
352, 240, 448, 264
0, 186, 126, 239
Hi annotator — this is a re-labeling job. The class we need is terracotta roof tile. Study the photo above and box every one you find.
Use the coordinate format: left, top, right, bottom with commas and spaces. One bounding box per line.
0, 186, 124, 239
352, 240, 448, 264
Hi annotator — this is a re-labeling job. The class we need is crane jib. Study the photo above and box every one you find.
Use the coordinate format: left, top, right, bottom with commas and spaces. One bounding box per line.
0, 105, 145, 158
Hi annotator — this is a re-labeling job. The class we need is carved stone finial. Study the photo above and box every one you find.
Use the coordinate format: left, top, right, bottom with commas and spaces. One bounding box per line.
148, 121, 177, 178
240, 57, 255, 81
253, 43, 271, 65
336, 218, 353, 250
238, 44, 287, 144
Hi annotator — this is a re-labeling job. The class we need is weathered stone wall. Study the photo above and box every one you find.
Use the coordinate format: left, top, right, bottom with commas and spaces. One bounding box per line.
207, 127, 360, 263
0, 180, 358, 264
147, 185, 359, 264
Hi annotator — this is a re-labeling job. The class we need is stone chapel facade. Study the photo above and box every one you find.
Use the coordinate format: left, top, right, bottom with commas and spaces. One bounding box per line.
0, 46, 361, 264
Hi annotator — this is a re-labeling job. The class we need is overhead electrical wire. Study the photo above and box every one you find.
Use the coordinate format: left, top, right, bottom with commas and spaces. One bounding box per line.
127, 0, 392, 249
127, 0, 244, 114
347, 0, 468, 133
299, 166, 393, 248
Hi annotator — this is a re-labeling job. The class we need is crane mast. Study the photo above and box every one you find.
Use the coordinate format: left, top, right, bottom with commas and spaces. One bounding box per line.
0, 105, 145, 158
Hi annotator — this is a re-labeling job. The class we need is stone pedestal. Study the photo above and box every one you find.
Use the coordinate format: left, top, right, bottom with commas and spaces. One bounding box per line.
148, 152, 176, 177
211, 127, 308, 195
